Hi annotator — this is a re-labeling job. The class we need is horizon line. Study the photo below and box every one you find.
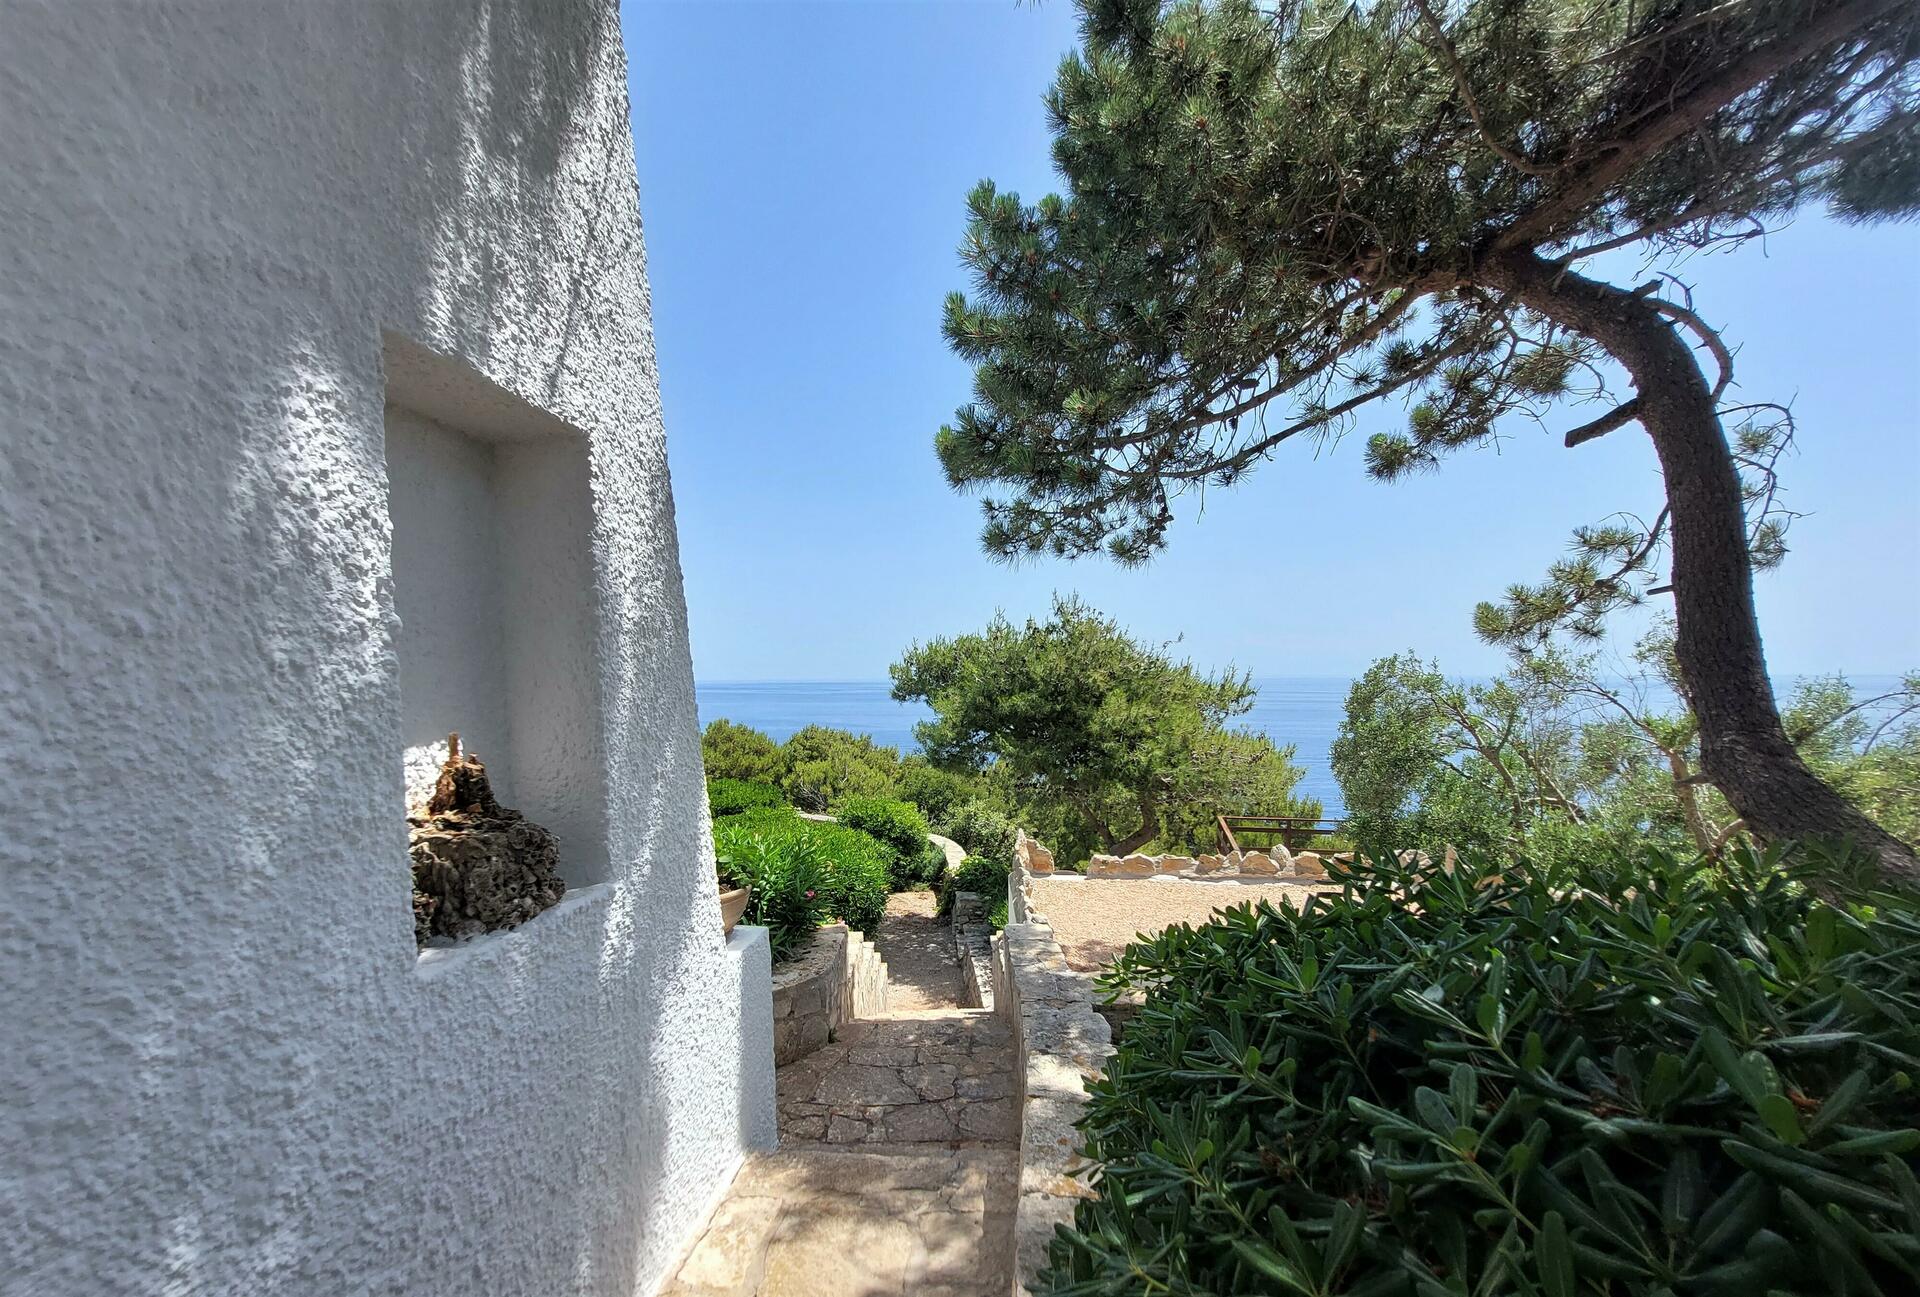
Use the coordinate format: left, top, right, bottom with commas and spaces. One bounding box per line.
694, 667, 1911, 686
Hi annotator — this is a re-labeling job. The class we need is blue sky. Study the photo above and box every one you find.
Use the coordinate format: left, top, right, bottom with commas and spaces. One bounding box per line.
624, 0, 1920, 684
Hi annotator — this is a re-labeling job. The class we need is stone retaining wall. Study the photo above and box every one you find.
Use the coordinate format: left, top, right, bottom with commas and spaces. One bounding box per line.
996, 835, 1115, 1295
769, 923, 888, 1065
950, 890, 995, 1011
1016, 828, 1346, 884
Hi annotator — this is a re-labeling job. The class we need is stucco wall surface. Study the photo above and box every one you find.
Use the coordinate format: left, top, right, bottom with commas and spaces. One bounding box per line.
0, 3, 775, 1294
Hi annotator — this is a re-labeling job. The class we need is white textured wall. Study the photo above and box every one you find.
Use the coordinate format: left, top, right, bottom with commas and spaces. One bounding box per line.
0, 2, 776, 1294
387, 405, 519, 810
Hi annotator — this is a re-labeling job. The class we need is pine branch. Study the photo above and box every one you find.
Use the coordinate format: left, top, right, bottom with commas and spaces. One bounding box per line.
1562, 397, 1642, 447
1494, 0, 1909, 253
1413, 0, 1559, 178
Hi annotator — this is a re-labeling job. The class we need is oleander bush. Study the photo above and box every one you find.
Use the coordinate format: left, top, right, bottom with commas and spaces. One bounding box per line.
838, 795, 940, 891
715, 808, 890, 936
1042, 845, 1920, 1296
707, 777, 785, 819
713, 828, 828, 963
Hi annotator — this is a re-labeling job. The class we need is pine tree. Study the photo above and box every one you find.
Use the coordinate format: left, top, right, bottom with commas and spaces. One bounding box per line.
938, 0, 1920, 884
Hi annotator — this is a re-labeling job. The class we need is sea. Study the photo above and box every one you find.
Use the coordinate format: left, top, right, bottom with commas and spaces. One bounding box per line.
695, 677, 1359, 817
695, 674, 1908, 824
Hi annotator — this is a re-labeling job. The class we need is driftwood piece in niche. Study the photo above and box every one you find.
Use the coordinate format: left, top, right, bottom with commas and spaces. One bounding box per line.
410, 733, 565, 946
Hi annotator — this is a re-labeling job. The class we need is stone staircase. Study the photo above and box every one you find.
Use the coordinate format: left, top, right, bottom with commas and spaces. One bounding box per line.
661, 895, 1019, 1297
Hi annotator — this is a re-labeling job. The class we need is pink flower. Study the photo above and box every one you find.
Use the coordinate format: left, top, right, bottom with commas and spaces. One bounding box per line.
804, 889, 816, 900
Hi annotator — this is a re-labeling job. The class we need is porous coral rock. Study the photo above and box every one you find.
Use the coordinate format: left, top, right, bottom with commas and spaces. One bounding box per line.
409, 734, 565, 945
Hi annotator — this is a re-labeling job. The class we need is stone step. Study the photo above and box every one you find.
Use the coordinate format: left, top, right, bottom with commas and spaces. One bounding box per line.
660, 1147, 1017, 1297
874, 1006, 997, 1023
776, 1013, 1017, 1149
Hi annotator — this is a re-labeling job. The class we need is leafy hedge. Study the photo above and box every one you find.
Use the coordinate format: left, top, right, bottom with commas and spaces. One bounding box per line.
714, 808, 890, 936
708, 777, 784, 818
1043, 847, 1920, 1296
839, 796, 940, 890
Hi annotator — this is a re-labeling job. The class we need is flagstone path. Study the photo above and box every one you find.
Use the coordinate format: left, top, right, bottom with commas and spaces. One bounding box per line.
864, 888, 964, 1011
661, 892, 1019, 1297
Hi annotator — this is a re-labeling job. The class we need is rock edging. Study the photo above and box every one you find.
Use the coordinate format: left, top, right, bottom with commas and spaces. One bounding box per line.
1083, 843, 1337, 880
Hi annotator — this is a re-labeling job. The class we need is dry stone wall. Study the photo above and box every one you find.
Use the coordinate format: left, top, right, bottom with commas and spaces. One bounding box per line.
997, 834, 1115, 1295
950, 890, 996, 1011
1009, 832, 1052, 921
1084, 845, 1338, 880
769, 924, 889, 1065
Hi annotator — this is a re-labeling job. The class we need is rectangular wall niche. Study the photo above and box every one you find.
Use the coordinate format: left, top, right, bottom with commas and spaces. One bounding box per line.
382, 334, 610, 888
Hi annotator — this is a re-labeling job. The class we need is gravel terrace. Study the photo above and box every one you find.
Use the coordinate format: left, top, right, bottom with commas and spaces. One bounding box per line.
1030, 874, 1336, 971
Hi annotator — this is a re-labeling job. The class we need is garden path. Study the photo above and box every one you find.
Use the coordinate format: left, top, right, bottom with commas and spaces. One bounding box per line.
660, 894, 1018, 1297
869, 889, 963, 1011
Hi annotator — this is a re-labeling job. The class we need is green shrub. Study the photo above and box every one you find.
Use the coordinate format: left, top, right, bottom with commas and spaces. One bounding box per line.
712, 825, 828, 963
839, 796, 939, 891
778, 725, 902, 811
938, 800, 1017, 870
702, 719, 784, 783
897, 760, 977, 825
707, 778, 784, 818
939, 853, 1012, 925
717, 808, 890, 936
1043, 846, 1920, 1296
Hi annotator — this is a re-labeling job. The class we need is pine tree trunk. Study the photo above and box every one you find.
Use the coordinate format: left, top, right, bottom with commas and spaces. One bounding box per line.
1107, 796, 1161, 857
1485, 251, 1920, 889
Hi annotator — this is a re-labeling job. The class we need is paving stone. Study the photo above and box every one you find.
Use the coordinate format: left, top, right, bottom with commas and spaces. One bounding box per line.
884, 1102, 959, 1143
951, 1097, 1017, 1141
903, 1063, 959, 1101
813, 1064, 920, 1107
785, 1115, 826, 1141
954, 1072, 1014, 1100
665, 1149, 1020, 1296
826, 1115, 870, 1144
661, 1192, 784, 1294
848, 1043, 920, 1068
